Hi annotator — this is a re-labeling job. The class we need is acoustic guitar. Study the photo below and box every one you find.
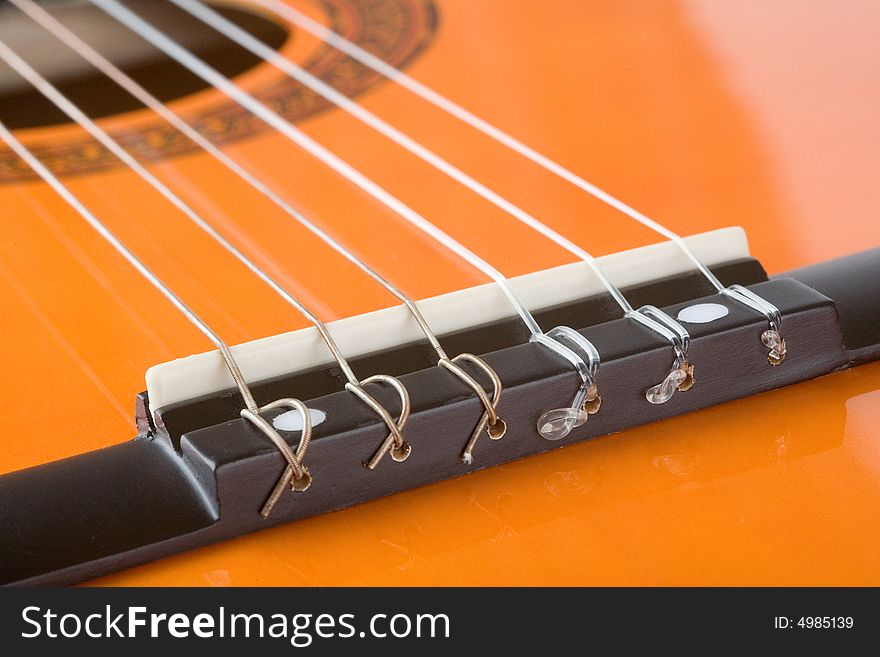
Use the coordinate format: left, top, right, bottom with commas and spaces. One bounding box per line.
0, 0, 877, 586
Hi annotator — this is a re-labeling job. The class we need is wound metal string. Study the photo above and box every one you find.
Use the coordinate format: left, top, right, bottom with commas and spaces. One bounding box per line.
0, 118, 260, 414
1, 34, 414, 467
10, 0, 505, 461
1, 117, 316, 511
0, 35, 366, 387
89, 0, 610, 439
10, 0, 445, 355
0, 34, 418, 466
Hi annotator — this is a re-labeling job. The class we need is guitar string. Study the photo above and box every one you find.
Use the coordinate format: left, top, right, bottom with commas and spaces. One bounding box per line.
88, 0, 578, 340
166, 0, 702, 389
171, 0, 636, 315
0, 4, 784, 512
90, 0, 614, 435
105, 0, 696, 412
254, 0, 725, 289
170, 0, 705, 399
0, 119, 261, 415
220, 0, 785, 366
254, 0, 787, 353
0, 121, 314, 512
6, 0, 455, 361
0, 36, 413, 467
9, 0, 507, 462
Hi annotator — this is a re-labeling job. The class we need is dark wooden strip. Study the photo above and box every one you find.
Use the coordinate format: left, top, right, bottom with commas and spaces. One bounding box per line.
781, 248, 880, 358
150, 258, 768, 447
0, 439, 216, 585
3, 276, 849, 585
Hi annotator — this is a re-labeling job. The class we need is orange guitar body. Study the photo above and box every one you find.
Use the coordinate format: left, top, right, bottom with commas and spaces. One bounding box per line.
1, 0, 878, 585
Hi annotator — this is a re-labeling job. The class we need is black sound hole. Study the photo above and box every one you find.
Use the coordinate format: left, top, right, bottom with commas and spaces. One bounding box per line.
0, 1, 289, 129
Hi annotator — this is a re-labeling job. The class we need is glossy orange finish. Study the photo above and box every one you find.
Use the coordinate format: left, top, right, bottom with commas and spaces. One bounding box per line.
0, 0, 878, 585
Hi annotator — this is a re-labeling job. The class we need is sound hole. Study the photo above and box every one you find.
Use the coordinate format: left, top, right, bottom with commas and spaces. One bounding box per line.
0, 0, 290, 129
